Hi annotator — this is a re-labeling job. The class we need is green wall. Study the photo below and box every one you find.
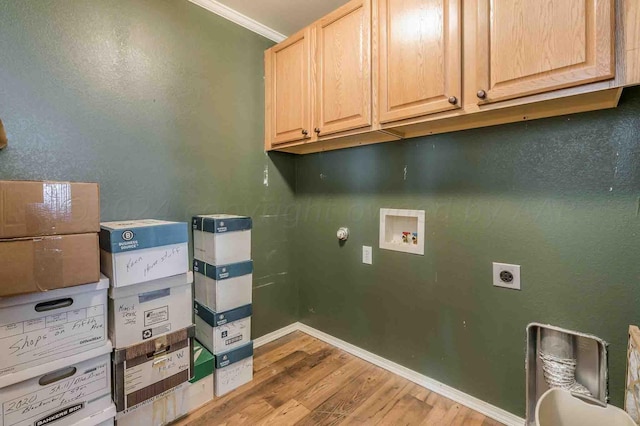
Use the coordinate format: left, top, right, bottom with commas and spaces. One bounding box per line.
0, 0, 298, 336
295, 87, 640, 416
2, 0, 640, 419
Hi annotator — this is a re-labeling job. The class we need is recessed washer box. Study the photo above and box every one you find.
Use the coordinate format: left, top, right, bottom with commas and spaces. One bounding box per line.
194, 259, 253, 312
99, 219, 189, 288
0, 343, 113, 426
192, 215, 251, 265
194, 301, 251, 355
0, 276, 109, 379
379, 208, 425, 255
214, 342, 253, 396
108, 272, 194, 349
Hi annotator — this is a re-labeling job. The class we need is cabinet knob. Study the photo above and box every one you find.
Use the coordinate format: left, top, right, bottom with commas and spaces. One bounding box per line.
477, 90, 487, 100
314, 127, 321, 134
448, 96, 458, 105
302, 129, 308, 136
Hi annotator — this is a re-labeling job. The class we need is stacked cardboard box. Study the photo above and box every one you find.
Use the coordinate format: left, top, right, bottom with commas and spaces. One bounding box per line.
99, 219, 199, 423
192, 214, 254, 396
0, 180, 117, 426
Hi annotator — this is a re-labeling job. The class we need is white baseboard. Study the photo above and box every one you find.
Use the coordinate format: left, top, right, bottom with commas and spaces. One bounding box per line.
253, 322, 301, 348
253, 322, 525, 426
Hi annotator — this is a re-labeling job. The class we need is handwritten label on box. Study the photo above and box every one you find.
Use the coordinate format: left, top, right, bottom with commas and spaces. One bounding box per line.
0, 305, 106, 376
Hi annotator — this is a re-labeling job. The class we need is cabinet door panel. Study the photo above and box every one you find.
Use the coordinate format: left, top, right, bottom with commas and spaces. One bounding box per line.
316, 0, 371, 136
267, 29, 311, 146
379, 0, 461, 123
477, 0, 614, 104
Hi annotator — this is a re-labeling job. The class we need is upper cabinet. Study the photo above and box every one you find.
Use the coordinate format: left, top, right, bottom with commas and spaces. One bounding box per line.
315, 0, 372, 137
266, 0, 639, 154
378, 0, 462, 123
265, 28, 312, 147
475, 0, 615, 104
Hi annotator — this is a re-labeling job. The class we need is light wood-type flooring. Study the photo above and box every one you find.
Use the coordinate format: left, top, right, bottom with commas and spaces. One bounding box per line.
174, 331, 504, 426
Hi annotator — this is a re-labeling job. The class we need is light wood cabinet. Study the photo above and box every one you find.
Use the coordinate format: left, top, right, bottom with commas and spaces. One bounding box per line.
265, 28, 312, 147
475, 0, 615, 104
314, 0, 372, 137
378, 0, 462, 123
266, 0, 638, 154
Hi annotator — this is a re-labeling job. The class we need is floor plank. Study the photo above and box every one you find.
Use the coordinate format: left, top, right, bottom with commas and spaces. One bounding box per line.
173, 331, 505, 426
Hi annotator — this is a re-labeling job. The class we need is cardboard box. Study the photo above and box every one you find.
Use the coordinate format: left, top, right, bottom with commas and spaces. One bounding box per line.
115, 340, 213, 426
194, 301, 251, 355
0, 344, 112, 426
100, 220, 189, 288
113, 326, 194, 412
191, 339, 214, 384
109, 272, 194, 349
115, 341, 213, 426
74, 404, 116, 426
0, 233, 100, 297
214, 342, 253, 396
0, 276, 109, 379
0, 180, 99, 239
194, 259, 252, 312
192, 215, 251, 265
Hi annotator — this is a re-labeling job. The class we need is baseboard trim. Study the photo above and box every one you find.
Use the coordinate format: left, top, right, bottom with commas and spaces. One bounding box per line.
254, 322, 525, 426
188, 0, 286, 42
253, 322, 301, 348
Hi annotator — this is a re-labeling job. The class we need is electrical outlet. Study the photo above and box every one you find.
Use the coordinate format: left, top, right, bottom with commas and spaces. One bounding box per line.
493, 262, 521, 290
362, 246, 372, 265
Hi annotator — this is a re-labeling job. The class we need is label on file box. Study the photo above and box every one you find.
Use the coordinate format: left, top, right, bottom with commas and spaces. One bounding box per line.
100, 220, 188, 253
124, 347, 190, 395
0, 304, 106, 376
192, 215, 252, 234
194, 301, 252, 327
193, 260, 253, 281
2, 361, 109, 426
214, 343, 253, 369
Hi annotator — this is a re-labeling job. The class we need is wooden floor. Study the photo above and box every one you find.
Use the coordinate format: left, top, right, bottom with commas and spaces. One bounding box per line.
174, 331, 504, 426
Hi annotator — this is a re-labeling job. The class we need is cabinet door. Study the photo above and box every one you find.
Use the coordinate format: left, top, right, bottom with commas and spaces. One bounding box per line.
476, 0, 615, 104
265, 28, 312, 147
378, 0, 461, 123
315, 0, 371, 137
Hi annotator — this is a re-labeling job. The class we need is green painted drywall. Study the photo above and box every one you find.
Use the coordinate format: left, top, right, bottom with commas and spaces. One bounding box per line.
0, 0, 298, 336
295, 88, 640, 416
2, 0, 640, 418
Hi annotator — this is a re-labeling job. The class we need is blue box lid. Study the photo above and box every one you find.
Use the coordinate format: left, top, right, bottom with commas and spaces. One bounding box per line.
100, 219, 188, 253
192, 214, 252, 233
193, 259, 253, 281
194, 301, 252, 327
214, 341, 253, 369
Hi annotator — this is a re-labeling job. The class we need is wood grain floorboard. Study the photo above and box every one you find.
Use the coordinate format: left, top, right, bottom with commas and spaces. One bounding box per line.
172, 331, 505, 426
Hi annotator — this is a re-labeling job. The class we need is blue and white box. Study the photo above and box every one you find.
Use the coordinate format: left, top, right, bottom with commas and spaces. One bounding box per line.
194, 301, 251, 355
192, 215, 251, 265
214, 342, 253, 396
109, 272, 194, 348
194, 259, 253, 312
100, 219, 189, 288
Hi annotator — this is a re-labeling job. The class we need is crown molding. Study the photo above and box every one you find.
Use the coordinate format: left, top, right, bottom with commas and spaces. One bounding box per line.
189, 0, 286, 43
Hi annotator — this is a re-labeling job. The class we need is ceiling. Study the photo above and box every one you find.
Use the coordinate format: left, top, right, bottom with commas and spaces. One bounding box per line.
203, 0, 350, 40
